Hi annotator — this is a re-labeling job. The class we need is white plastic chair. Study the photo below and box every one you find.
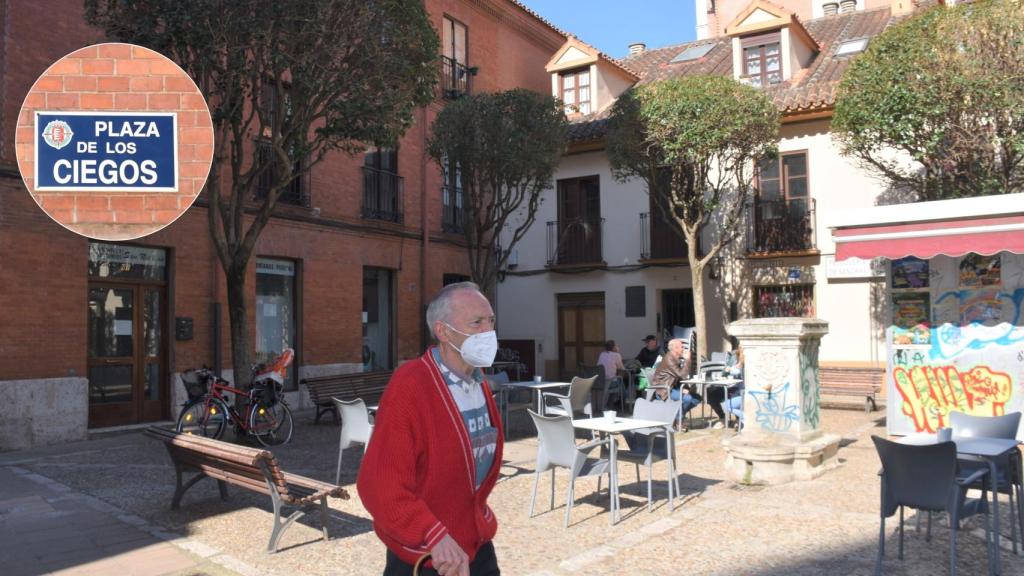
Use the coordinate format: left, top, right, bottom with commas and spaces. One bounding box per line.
332, 397, 374, 485
528, 410, 611, 527
710, 352, 729, 363
617, 398, 682, 511
543, 375, 596, 419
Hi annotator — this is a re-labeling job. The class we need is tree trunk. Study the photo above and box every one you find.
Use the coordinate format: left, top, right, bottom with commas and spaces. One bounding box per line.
687, 234, 709, 363
225, 263, 252, 406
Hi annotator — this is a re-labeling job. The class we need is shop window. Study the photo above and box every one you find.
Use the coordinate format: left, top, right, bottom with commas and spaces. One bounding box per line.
754, 284, 814, 318
256, 258, 298, 389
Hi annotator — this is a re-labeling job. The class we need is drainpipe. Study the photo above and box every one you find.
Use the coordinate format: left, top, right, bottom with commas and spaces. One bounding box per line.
420, 106, 430, 352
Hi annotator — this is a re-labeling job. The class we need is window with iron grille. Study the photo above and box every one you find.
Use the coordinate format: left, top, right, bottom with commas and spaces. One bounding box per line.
441, 155, 464, 233
560, 68, 591, 115
754, 284, 815, 318
741, 32, 782, 87
363, 147, 403, 222
254, 83, 308, 206
441, 16, 470, 99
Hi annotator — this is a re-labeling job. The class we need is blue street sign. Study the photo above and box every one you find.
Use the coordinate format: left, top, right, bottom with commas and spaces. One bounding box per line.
34, 112, 177, 192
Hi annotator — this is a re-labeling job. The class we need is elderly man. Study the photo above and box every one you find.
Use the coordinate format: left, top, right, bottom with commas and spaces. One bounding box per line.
635, 334, 661, 368
358, 282, 503, 576
651, 338, 702, 427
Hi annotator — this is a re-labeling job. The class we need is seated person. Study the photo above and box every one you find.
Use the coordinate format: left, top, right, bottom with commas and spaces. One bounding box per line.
651, 338, 702, 424
635, 334, 661, 368
708, 340, 744, 429
597, 339, 625, 381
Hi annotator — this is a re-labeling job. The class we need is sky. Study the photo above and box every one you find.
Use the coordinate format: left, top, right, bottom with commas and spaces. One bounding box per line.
518, 0, 698, 59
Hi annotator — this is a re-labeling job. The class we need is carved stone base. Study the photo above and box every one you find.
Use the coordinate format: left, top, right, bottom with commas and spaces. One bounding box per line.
721, 432, 841, 485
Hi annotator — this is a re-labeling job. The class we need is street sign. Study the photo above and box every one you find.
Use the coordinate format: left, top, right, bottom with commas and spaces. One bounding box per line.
34, 111, 178, 192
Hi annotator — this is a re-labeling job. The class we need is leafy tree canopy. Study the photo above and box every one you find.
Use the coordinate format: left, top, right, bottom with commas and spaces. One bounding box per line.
833, 0, 1024, 201
428, 89, 567, 293
607, 74, 778, 360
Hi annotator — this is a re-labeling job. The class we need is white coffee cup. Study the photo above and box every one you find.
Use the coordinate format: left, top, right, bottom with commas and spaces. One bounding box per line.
937, 427, 953, 443
604, 410, 616, 421
534, 375, 543, 384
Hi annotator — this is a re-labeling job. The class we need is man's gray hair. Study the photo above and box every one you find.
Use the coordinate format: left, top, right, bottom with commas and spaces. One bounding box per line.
426, 281, 482, 340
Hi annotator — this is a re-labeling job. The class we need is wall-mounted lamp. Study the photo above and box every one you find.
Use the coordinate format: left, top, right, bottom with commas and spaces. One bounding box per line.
708, 256, 722, 280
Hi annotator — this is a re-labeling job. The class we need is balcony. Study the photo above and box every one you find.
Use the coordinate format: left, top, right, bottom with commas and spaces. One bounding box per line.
362, 167, 403, 223
639, 212, 688, 261
440, 56, 473, 100
442, 185, 464, 234
546, 218, 604, 267
747, 198, 817, 255
255, 141, 307, 207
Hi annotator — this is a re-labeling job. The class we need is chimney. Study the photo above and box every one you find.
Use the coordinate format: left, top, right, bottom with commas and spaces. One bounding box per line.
628, 42, 646, 55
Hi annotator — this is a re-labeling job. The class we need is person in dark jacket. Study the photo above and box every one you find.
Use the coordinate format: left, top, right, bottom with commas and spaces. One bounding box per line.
635, 334, 661, 368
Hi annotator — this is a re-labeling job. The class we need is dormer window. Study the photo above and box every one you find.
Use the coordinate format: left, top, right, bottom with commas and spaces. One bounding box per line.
741, 32, 782, 87
560, 68, 591, 115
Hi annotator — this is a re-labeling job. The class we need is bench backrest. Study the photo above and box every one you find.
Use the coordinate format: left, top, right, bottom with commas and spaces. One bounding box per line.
145, 427, 290, 498
302, 370, 393, 404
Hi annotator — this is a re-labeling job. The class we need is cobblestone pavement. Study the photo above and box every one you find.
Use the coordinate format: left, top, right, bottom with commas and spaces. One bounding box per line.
1, 406, 1022, 576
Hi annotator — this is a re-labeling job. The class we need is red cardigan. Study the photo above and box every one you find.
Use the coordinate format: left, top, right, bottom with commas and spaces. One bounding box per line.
357, 348, 504, 566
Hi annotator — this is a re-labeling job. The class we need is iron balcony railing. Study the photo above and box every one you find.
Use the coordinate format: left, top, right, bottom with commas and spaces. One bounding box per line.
639, 212, 688, 260
441, 56, 472, 99
362, 166, 403, 223
747, 197, 816, 254
255, 141, 307, 206
546, 218, 604, 266
441, 184, 465, 234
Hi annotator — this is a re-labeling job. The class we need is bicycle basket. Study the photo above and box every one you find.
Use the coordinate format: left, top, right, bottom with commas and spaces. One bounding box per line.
181, 370, 209, 400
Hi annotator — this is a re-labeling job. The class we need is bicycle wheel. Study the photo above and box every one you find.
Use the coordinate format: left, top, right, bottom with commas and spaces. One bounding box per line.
176, 397, 228, 439
249, 400, 293, 447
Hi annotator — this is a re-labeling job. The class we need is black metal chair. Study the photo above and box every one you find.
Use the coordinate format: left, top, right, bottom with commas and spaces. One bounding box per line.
872, 435, 993, 576
949, 411, 1023, 554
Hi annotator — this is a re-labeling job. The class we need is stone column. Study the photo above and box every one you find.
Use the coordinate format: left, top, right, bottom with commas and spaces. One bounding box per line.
721, 318, 841, 485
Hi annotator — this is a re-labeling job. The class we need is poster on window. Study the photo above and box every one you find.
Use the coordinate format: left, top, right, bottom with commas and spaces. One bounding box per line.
892, 292, 931, 345
959, 254, 1001, 288
892, 257, 929, 290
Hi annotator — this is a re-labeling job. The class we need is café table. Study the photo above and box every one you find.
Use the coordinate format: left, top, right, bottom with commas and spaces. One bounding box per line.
897, 433, 1022, 574
501, 380, 571, 417
677, 376, 742, 426
572, 415, 672, 524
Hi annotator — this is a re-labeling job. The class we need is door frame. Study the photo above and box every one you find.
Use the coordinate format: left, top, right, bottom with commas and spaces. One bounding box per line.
87, 276, 168, 428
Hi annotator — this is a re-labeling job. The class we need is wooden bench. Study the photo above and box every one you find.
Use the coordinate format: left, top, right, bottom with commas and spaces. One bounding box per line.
301, 370, 393, 424
145, 427, 349, 552
819, 367, 884, 413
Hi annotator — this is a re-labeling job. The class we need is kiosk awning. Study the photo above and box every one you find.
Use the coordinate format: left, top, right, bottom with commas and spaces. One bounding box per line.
830, 194, 1024, 261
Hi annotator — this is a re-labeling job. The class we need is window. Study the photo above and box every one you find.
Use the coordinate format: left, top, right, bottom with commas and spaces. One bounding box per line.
441, 16, 470, 98
363, 147, 403, 222
441, 155, 464, 233
256, 258, 298, 390
550, 176, 601, 265
752, 151, 814, 253
363, 267, 394, 370
255, 84, 307, 206
836, 38, 868, 56
741, 32, 782, 87
671, 44, 715, 63
443, 273, 470, 286
625, 286, 646, 318
560, 68, 591, 115
755, 284, 814, 318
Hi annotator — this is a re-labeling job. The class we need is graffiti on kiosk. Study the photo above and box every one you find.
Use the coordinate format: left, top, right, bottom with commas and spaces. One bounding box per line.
892, 364, 1013, 432
930, 288, 1024, 361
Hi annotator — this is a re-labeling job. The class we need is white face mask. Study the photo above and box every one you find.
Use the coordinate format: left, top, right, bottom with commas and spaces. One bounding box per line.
444, 323, 498, 368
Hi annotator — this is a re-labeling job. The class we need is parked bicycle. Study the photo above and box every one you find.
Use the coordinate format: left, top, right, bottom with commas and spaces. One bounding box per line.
175, 348, 295, 447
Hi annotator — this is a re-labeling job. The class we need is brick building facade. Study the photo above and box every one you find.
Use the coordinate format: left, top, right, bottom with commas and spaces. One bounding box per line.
0, 0, 565, 449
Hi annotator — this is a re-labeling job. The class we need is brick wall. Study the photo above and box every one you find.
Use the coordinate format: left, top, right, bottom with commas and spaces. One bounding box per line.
0, 0, 563, 439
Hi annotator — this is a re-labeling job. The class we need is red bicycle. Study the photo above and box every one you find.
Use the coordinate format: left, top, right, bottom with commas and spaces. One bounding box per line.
176, 349, 295, 447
